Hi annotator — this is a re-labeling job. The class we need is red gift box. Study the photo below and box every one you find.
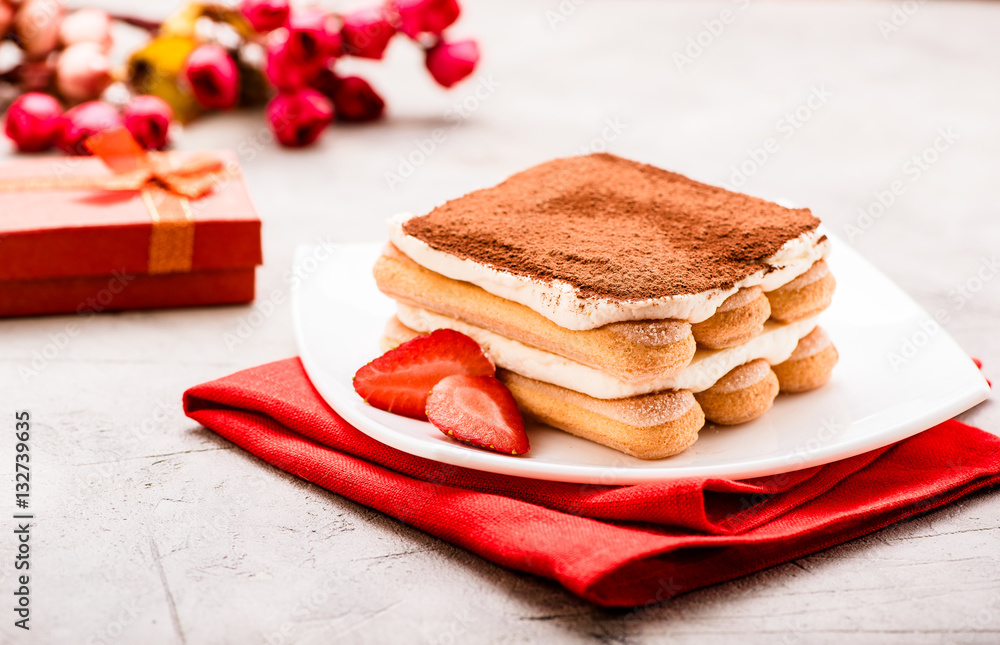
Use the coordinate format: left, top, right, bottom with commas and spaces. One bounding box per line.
0, 130, 262, 317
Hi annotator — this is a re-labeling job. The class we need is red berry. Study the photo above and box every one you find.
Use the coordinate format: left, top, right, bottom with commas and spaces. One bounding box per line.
286, 9, 331, 67
308, 67, 341, 97
353, 329, 494, 420
326, 30, 343, 58
4, 92, 62, 153
123, 95, 173, 150
241, 0, 290, 33
425, 39, 479, 88
331, 75, 385, 122
427, 375, 529, 455
59, 101, 123, 155
183, 45, 240, 110
392, 0, 460, 37
340, 8, 396, 60
266, 88, 333, 147
265, 37, 323, 91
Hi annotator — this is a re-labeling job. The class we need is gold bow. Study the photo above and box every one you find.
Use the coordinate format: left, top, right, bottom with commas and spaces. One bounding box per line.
0, 128, 233, 274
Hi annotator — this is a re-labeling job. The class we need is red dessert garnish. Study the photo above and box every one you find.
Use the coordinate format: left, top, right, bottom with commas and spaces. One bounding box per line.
426, 375, 529, 455
353, 329, 494, 419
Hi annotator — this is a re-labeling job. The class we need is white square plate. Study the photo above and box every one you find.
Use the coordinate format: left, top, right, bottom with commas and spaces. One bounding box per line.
291, 237, 989, 484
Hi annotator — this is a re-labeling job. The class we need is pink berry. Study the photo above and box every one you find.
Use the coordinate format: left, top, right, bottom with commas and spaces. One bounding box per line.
240, 0, 289, 33
14, 0, 65, 58
123, 95, 173, 151
425, 39, 479, 88
266, 88, 333, 148
4, 92, 63, 152
183, 45, 240, 110
59, 8, 113, 51
58, 100, 123, 155
340, 8, 396, 60
392, 0, 460, 37
55, 42, 113, 102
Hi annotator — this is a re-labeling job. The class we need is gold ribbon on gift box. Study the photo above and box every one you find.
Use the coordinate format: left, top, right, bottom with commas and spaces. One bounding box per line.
0, 128, 233, 274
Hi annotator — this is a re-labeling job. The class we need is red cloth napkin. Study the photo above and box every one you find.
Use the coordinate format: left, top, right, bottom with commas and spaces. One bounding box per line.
183, 358, 1000, 607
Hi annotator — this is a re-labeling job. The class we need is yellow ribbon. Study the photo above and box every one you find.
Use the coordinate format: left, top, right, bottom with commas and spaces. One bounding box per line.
0, 128, 233, 275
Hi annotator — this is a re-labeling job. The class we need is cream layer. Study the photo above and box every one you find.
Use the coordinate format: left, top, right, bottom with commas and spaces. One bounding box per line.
396, 303, 818, 399
389, 212, 829, 330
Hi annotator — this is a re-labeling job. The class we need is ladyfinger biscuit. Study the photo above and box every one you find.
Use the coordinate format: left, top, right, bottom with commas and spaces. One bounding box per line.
772, 326, 839, 393
694, 359, 780, 425
766, 259, 836, 323
374, 244, 697, 382
690, 286, 771, 349
497, 370, 706, 460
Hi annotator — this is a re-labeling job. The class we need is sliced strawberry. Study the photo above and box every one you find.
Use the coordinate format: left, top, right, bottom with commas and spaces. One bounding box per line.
426, 375, 530, 455
354, 329, 494, 419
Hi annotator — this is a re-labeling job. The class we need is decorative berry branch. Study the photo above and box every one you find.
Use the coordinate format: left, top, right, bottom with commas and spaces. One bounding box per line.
0, 0, 480, 153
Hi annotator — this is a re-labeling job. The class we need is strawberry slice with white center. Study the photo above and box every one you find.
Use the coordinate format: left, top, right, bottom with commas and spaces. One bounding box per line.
426, 375, 530, 455
353, 329, 495, 420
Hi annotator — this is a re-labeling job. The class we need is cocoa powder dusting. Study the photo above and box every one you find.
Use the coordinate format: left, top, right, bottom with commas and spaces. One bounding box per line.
402, 153, 820, 301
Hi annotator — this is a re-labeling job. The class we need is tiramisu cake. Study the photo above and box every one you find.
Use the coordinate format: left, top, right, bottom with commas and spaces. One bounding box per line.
370, 153, 838, 459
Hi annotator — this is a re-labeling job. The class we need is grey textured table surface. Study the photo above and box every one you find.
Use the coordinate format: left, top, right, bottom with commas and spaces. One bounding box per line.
3, 1, 1000, 643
